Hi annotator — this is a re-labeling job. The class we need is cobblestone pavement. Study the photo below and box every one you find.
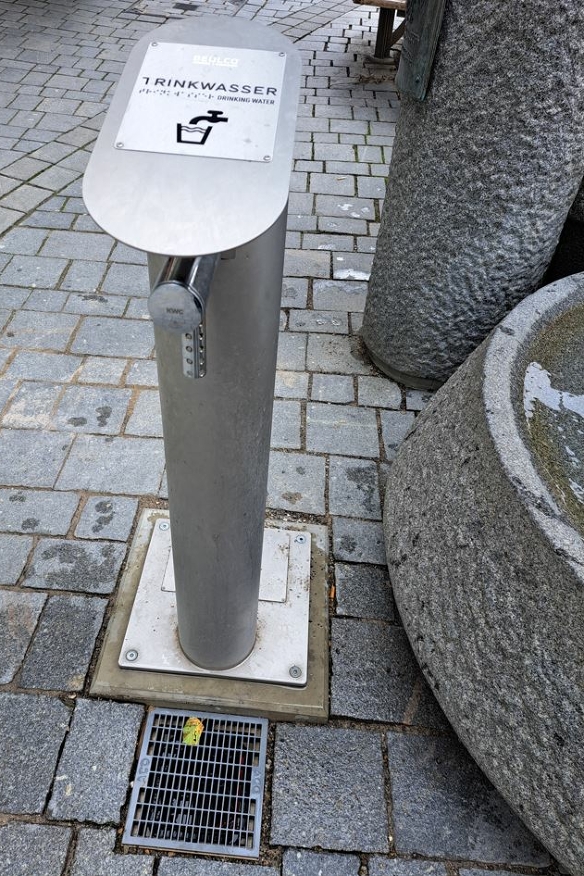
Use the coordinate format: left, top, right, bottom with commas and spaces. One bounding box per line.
0, 1, 556, 875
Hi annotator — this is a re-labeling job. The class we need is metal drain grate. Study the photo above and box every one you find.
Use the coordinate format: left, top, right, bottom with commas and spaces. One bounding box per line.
124, 708, 268, 858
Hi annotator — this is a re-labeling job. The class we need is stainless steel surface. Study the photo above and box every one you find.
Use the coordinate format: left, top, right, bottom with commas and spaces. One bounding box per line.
123, 708, 268, 858
146, 206, 287, 669
83, 17, 301, 255
116, 42, 287, 163
149, 254, 218, 377
120, 521, 311, 686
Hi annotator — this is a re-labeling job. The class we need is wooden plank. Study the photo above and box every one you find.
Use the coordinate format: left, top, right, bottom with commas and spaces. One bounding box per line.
353, 0, 406, 10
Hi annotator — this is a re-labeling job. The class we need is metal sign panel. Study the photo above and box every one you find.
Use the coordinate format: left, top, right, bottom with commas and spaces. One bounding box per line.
116, 42, 287, 162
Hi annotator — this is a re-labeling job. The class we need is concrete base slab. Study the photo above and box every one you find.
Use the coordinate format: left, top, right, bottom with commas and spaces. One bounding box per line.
90, 509, 329, 722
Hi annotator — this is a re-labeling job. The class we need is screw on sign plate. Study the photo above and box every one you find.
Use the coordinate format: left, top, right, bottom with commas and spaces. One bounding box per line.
289, 665, 302, 679
126, 649, 138, 662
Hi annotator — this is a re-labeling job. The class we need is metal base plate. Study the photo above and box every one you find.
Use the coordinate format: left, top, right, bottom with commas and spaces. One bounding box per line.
120, 521, 311, 686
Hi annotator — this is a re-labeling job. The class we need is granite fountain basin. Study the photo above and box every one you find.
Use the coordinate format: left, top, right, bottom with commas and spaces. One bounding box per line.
384, 273, 584, 875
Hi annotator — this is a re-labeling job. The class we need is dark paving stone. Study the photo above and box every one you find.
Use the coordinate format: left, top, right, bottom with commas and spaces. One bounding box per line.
369, 860, 447, 876
283, 848, 360, 876
271, 724, 389, 852
0, 822, 72, 876
0, 590, 46, 684
386, 733, 551, 865
0, 693, 70, 813
48, 698, 144, 823
24, 537, 126, 594
20, 593, 106, 690
335, 563, 396, 621
72, 828, 153, 876
158, 860, 278, 876
331, 619, 448, 729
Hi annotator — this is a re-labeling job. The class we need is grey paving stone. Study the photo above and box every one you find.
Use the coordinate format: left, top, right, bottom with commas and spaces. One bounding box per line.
5, 350, 82, 382
284, 248, 330, 278
125, 359, 158, 387
77, 356, 127, 385
48, 698, 144, 824
267, 450, 326, 514
335, 562, 396, 622
281, 277, 308, 308
271, 399, 302, 449
62, 259, 107, 292
24, 288, 68, 311
40, 229, 113, 261
331, 619, 448, 727
369, 860, 447, 876
358, 376, 402, 410
333, 252, 372, 281
405, 388, 434, 411
0, 226, 47, 254
329, 456, 381, 519
159, 860, 277, 876
1, 309, 79, 350
0, 488, 78, 535
386, 733, 550, 866
311, 373, 354, 403
56, 435, 165, 495
72, 829, 153, 876
64, 292, 128, 317
0, 254, 68, 287
0, 823, 72, 876
306, 402, 378, 457
277, 331, 307, 371
1, 185, 51, 214
289, 308, 348, 334
0, 532, 34, 584
125, 390, 163, 437
21, 593, 106, 690
271, 724, 389, 852
0, 285, 30, 308
53, 385, 132, 434
313, 279, 368, 311
274, 369, 309, 399
332, 517, 386, 564
102, 262, 149, 296
0, 375, 18, 408
72, 316, 154, 358
315, 195, 374, 221
460, 870, 524, 876
0, 692, 69, 814
111, 242, 147, 265
3, 380, 63, 429
380, 411, 415, 461
24, 537, 126, 594
283, 849, 360, 876
307, 334, 372, 376
0, 429, 73, 487
0, 590, 46, 683
76, 495, 138, 542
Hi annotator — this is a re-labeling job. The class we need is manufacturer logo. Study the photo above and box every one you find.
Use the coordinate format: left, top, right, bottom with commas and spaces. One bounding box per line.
176, 109, 229, 146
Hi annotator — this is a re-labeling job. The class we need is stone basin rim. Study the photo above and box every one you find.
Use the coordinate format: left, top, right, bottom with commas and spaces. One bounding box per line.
483, 271, 584, 579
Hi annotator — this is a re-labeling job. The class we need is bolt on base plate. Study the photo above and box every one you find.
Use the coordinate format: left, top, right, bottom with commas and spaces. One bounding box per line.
119, 519, 311, 686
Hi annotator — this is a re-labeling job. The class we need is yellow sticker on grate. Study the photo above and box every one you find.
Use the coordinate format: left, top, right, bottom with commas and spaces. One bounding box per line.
182, 716, 204, 746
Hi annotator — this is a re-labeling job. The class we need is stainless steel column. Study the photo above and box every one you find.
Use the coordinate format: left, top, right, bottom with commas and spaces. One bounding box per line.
148, 212, 286, 669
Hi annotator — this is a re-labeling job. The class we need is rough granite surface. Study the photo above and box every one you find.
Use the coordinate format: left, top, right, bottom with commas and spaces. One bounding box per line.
362, 0, 584, 384
384, 276, 584, 874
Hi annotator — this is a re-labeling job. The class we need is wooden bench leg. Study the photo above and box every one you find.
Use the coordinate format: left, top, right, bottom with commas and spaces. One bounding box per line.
373, 7, 396, 59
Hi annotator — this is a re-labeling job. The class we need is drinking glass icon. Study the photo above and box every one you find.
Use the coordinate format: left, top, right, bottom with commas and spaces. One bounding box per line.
176, 110, 228, 145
